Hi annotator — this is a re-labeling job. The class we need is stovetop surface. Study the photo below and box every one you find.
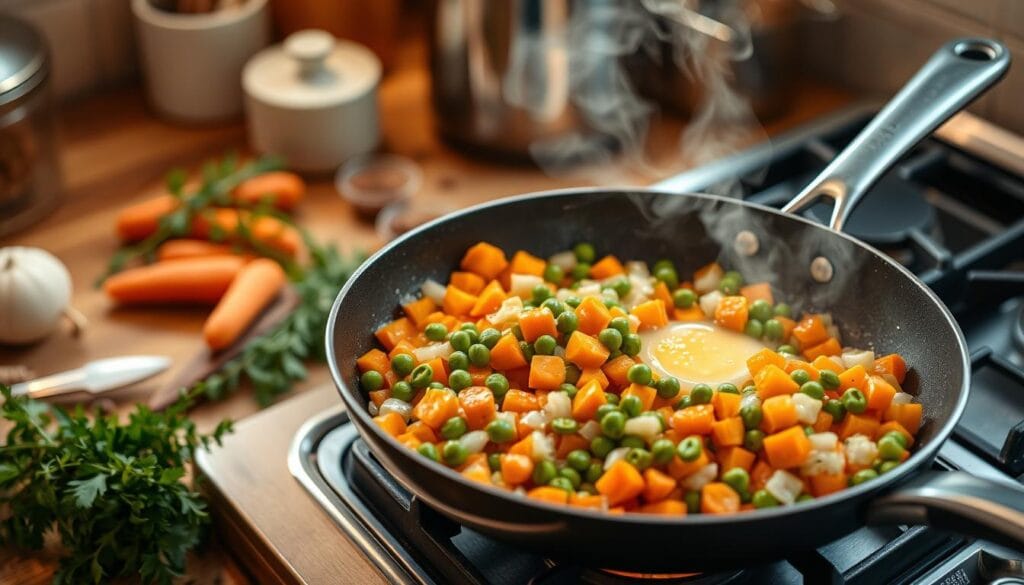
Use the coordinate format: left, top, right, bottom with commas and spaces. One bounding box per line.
291, 106, 1024, 585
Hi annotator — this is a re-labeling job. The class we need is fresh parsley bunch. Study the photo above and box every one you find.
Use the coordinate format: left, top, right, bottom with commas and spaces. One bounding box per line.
0, 386, 232, 584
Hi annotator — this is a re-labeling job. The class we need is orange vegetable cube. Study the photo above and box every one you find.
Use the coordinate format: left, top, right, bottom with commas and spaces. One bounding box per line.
639, 500, 688, 515
755, 364, 799, 399
509, 250, 546, 276
792, 315, 829, 347
812, 355, 843, 373
875, 353, 907, 384
508, 432, 534, 458
714, 296, 749, 332
411, 388, 460, 430
667, 446, 710, 479
701, 482, 741, 514
402, 297, 437, 327
527, 486, 570, 505
642, 468, 677, 502
621, 383, 657, 412
760, 395, 799, 434
652, 281, 674, 309
747, 348, 787, 377
784, 359, 820, 381
750, 461, 774, 491
556, 434, 590, 459
572, 379, 608, 420
519, 307, 558, 342
596, 460, 645, 506
443, 285, 478, 316
500, 453, 534, 485
838, 413, 881, 440
460, 242, 509, 279
373, 412, 407, 437
589, 255, 625, 279
804, 337, 842, 360
630, 299, 669, 330
407, 421, 438, 443
884, 403, 922, 434
396, 432, 422, 450
812, 410, 834, 433
604, 355, 638, 389
574, 296, 613, 335
717, 446, 756, 472
876, 420, 915, 447
570, 493, 606, 509
459, 386, 497, 429
529, 355, 567, 390
368, 389, 390, 408
674, 306, 706, 321
578, 367, 610, 390
502, 388, 540, 413
810, 472, 848, 497
763, 425, 812, 469
740, 282, 774, 304
775, 316, 797, 341
461, 458, 492, 484
375, 317, 417, 351
711, 417, 745, 448
866, 376, 896, 412
470, 280, 506, 317
357, 348, 390, 375
449, 271, 486, 295
670, 404, 715, 436
712, 391, 742, 420
424, 357, 448, 384
489, 333, 528, 370
564, 331, 611, 369
838, 365, 868, 392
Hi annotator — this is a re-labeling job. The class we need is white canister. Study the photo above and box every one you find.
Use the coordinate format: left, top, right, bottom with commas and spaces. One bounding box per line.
132, 0, 271, 122
242, 30, 381, 173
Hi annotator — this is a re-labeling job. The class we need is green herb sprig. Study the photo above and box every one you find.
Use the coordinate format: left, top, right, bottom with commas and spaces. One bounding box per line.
0, 385, 232, 584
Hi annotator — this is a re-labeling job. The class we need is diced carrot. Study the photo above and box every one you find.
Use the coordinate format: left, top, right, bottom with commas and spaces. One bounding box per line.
459, 386, 497, 429
375, 317, 418, 351
556, 434, 590, 459
670, 404, 715, 436
570, 493, 605, 509
717, 446, 756, 472
701, 482, 740, 514
443, 285, 478, 316
866, 376, 896, 412
578, 368, 610, 390
460, 242, 509, 279
750, 461, 773, 491
603, 356, 638, 389
595, 460, 645, 506
572, 379, 608, 420
425, 357, 448, 384
639, 500, 688, 515
373, 412, 407, 437
357, 348, 390, 375
674, 306, 706, 321
875, 354, 907, 384
519, 307, 559, 342
711, 417, 745, 448
574, 296, 613, 336
630, 299, 669, 331
368, 389, 390, 408
411, 388, 460, 430
509, 250, 546, 276
812, 355, 843, 373
468, 365, 491, 386
652, 281, 674, 310
760, 395, 799, 434
876, 420, 915, 447
838, 413, 881, 440
529, 355, 566, 390
812, 410, 834, 433
714, 296, 749, 333
504, 366, 530, 391
396, 433, 422, 450
784, 359, 820, 381
838, 365, 868, 392
621, 383, 657, 412
470, 280, 506, 317
667, 446, 710, 479
461, 457, 492, 484
755, 364, 799, 399
884, 403, 922, 434
792, 315, 829, 347
763, 426, 812, 469
712, 391, 742, 420
403, 297, 437, 327
502, 388, 540, 413
500, 453, 534, 485
565, 331, 611, 369
104, 255, 247, 305
810, 472, 848, 497
528, 486, 570, 505
389, 338, 418, 360
589, 255, 625, 279
407, 421, 438, 443
490, 334, 528, 370
642, 468, 677, 502
804, 337, 842, 360
450, 271, 486, 295
508, 433, 534, 458
747, 348, 787, 377
740, 282, 774, 305
775, 316, 797, 341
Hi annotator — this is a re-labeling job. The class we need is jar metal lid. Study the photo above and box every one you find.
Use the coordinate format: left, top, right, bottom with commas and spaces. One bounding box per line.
0, 15, 49, 108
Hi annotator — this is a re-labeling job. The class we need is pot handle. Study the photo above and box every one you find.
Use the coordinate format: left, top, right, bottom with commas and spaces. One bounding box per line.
781, 38, 1010, 231
866, 471, 1024, 549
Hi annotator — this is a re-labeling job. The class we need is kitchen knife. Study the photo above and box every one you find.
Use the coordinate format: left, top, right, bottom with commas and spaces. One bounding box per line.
9, 356, 172, 399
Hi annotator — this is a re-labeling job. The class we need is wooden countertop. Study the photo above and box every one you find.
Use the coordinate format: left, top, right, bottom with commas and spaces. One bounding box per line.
0, 32, 850, 582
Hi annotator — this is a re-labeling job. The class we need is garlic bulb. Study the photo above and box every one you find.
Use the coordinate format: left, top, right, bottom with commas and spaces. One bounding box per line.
0, 247, 74, 344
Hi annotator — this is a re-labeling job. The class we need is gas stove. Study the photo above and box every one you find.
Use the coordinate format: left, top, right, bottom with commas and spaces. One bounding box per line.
197, 105, 1024, 584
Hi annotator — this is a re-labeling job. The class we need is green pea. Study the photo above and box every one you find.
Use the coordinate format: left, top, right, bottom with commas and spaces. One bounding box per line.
607, 317, 630, 336
626, 448, 653, 470
822, 398, 846, 421
548, 476, 574, 492
564, 295, 582, 308
482, 419, 514, 444
884, 431, 909, 449
600, 410, 627, 438
804, 426, 815, 436
675, 395, 692, 410
534, 335, 557, 356
796, 493, 814, 503
651, 438, 676, 465
410, 364, 434, 388
791, 369, 811, 385
450, 330, 472, 352
519, 341, 535, 361
800, 381, 825, 400
622, 334, 641, 357
543, 264, 564, 284
448, 369, 472, 391
417, 442, 439, 461
459, 322, 479, 334
685, 490, 701, 513
627, 364, 653, 385
552, 417, 579, 435
428, 381, 445, 389
595, 404, 618, 422
740, 404, 763, 430
819, 370, 840, 389
605, 393, 620, 406
654, 267, 679, 289
360, 370, 383, 391
620, 395, 643, 418
656, 377, 681, 399
586, 462, 604, 483
487, 453, 502, 472
571, 263, 590, 281
559, 467, 582, 488
744, 319, 764, 339
468, 344, 491, 367
723, 270, 744, 285
722, 468, 750, 494
598, 328, 623, 351
541, 298, 565, 317
532, 459, 557, 485
620, 435, 646, 450
749, 299, 773, 322
574, 242, 596, 263
677, 436, 703, 461
752, 489, 779, 508
850, 469, 878, 486
531, 284, 552, 303
448, 351, 470, 372
878, 435, 906, 461
719, 277, 741, 295
591, 436, 616, 458
744, 429, 765, 452
773, 303, 792, 318
564, 364, 581, 384
673, 288, 697, 309
556, 312, 578, 335
559, 383, 578, 399
425, 322, 449, 342
478, 328, 501, 349
567, 449, 591, 471
441, 441, 468, 466
391, 381, 414, 402
878, 460, 900, 474
391, 353, 415, 377
763, 319, 783, 341
485, 373, 509, 398
511, 324, 524, 341
690, 384, 713, 405
652, 259, 674, 273
742, 385, 757, 395
440, 416, 468, 440
777, 344, 798, 356
842, 388, 868, 414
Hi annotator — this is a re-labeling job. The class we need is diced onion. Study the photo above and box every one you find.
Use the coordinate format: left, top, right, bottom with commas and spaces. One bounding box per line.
556, 288, 575, 302
792, 392, 823, 425
459, 430, 489, 454
367, 401, 379, 416
520, 410, 550, 430
531, 431, 555, 461
579, 420, 602, 441
699, 290, 723, 317
510, 274, 544, 298
544, 391, 572, 419
379, 398, 412, 422
604, 447, 631, 470
625, 261, 650, 278
623, 416, 662, 442
576, 282, 602, 297
801, 451, 845, 476
549, 251, 577, 272
826, 325, 842, 344
601, 288, 619, 303
694, 264, 723, 293
844, 434, 878, 466
765, 469, 803, 505
892, 392, 914, 405
413, 342, 453, 363
495, 411, 516, 426
487, 296, 524, 326
627, 315, 642, 332
682, 463, 718, 491
841, 349, 875, 371
881, 374, 903, 392
808, 432, 838, 452
553, 345, 566, 359
421, 279, 446, 305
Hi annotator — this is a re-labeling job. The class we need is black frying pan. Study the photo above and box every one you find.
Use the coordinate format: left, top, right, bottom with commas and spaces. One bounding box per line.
327, 39, 1024, 572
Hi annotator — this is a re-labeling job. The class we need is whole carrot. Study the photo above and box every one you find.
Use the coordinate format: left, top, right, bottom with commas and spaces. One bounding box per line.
156, 239, 237, 262
104, 256, 246, 304
202, 258, 287, 350
116, 194, 179, 241
233, 171, 305, 209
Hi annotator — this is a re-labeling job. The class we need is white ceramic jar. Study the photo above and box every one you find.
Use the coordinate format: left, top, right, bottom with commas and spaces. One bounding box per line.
132, 0, 271, 122
242, 30, 381, 173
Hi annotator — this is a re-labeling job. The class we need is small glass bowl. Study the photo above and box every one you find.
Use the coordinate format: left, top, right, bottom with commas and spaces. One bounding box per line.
336, 153, 422, 219
375, 197, 459, 242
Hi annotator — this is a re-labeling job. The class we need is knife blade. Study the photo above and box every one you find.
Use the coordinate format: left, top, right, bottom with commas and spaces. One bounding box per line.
10, 356, 172, 399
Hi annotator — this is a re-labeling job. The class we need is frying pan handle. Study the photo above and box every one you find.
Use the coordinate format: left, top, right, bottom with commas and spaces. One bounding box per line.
866, 471, 1024, 549
781, 38, 1010, 231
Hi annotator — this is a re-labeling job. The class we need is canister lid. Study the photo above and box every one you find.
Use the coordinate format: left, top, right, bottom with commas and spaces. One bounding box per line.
0, 15, 48, 107
242, 29, 381, 110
